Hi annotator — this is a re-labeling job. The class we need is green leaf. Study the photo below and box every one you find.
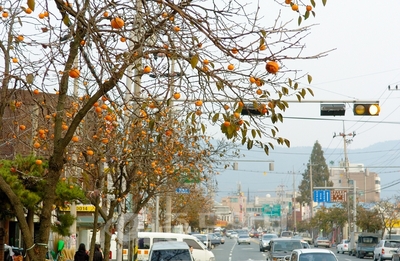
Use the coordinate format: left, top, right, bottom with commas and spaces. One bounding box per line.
294, 82, 299, 90
301, 88, 306, 97
259, 38, 265, 46
298, 16, 302, 26
307, 88, 315, 96
282, 86, 289, 95
216, 81, 224, 90
247, 140, 253, 150
271, 114, 277, 123
312, 10, 316, 17
260, 30, 267, 38
269, 143, 275, 150
211, 113, 219, 123
284, 139, 291, 148
251, 129, 256, 138
190, 54, 199, 69
27, 0, 35, 11
296, 94, 301, 102
288, 78, 293, 87
271, 129, 276, 137
241, 128, 247, 138
201, 123, 206, 133
307, 74, 313, 84
149, 120, 155, 131
322, 0, 327, 6
63, 14, 71, 26
305, 10, 310, 20
311, 0, 316, 7
26, 73, 34, 84
277, 113, 283, 123
263, 145, 269, 155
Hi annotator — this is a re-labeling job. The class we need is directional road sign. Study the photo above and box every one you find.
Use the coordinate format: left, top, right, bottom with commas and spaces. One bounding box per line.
176, 188, 190, 194
313, 190, 331, 203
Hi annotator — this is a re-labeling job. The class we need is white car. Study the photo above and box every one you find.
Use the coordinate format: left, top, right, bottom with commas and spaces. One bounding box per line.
290, 248, 338, 261
230, 232, 238, 239
374, 240, 400, 261
237, 234, 251, 245
336, 239, 350, 254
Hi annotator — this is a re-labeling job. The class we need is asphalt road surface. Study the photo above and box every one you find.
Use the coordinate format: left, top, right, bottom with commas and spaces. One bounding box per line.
211, 237, 367, 261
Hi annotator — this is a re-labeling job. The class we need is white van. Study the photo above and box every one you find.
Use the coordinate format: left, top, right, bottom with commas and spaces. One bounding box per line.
137, 232, 214, 261
148, 241, 192, 261
110, 232, 215, 261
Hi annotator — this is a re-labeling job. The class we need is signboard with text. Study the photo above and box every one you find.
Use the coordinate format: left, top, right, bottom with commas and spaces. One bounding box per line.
313, 190, 331, 203
331, 190, 347, 202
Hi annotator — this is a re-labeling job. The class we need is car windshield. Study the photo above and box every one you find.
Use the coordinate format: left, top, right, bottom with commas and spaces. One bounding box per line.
299, 253, 336, 261
273, 241, 302, 251
150, 249, 191, 261
263, 235, 277, 240
239, 235, 249, 238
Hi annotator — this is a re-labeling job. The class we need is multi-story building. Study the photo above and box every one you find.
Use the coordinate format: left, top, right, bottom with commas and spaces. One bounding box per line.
329, 161, 380, 203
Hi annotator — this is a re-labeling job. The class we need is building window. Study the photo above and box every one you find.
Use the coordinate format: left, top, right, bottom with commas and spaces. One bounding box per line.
339, 180, 341, 184
230, 198, 238, 203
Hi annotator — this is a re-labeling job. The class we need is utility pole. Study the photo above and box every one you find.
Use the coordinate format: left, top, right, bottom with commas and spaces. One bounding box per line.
333, 121, 355, 241
292, 168, 296, 232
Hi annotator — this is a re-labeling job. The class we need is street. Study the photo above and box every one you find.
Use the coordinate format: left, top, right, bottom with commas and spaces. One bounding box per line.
211, 237, 370, 261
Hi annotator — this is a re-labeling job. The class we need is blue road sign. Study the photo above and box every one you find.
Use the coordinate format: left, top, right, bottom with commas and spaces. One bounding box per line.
176, 188, 190, 194
313, 190, 331, 203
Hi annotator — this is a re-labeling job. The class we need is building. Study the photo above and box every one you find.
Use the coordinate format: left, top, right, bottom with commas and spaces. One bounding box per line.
329, 162, 380, 203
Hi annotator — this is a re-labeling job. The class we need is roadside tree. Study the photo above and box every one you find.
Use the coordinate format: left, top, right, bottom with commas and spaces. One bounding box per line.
0, 0, 329, 260
297, 141, 333, 204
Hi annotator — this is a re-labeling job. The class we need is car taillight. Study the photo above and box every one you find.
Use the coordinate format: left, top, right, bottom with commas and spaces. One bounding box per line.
344, 244, 347, 247
382, 249, 385, 254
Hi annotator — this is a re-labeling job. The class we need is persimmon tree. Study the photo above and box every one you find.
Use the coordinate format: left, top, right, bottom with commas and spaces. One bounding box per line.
0, 0, 330, 260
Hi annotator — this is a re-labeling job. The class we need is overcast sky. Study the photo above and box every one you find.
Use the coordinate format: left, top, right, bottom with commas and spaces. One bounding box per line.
253, 0, 400, 150
213, 1, 400, 200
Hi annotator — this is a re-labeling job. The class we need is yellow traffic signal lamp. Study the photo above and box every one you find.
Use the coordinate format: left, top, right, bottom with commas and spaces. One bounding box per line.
353, 103, 380, 116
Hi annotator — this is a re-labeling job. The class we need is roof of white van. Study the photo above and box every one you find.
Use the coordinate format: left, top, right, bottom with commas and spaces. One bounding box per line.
151, 241, 190, 250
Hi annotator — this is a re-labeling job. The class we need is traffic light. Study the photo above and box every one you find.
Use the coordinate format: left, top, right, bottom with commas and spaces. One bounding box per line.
353, 103, 380, 116
241, 103, 262, 115
320, 104, 345, 116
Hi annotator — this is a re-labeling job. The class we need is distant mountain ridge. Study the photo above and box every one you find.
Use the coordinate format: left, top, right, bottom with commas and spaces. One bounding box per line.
214, 140, 400, 201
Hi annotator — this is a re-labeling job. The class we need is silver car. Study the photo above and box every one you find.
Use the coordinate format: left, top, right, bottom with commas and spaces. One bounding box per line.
237, 234, 251, 245
260, 234, 278, 252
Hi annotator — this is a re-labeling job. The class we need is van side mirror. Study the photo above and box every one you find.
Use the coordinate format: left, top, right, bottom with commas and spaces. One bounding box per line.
266, 246, 271, 251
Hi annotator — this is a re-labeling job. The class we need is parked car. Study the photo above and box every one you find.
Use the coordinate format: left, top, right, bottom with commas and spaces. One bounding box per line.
226, 230, 233, 238
265, 238, 304, 261
315, 237, 331, 248
192, 234, 210, 249
207, 233, 222, 249
237, 234, 251, 245
259, 233, 279, 252
392, 247, 400, 261
218, 235, 225, 244
290, 248, 338, 261
299, 232, 313, 245
336, 239, 350, 254
373, 239, 400, 261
